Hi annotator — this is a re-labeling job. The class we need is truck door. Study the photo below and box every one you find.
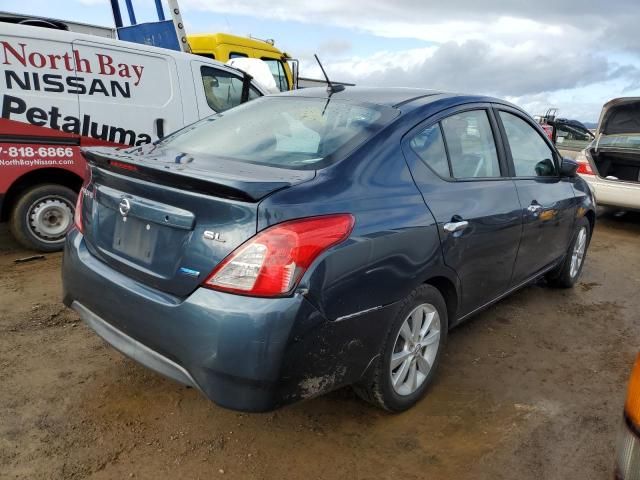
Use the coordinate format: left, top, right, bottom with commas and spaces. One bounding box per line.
71, 40, 183, 147
190, 61, 261, 118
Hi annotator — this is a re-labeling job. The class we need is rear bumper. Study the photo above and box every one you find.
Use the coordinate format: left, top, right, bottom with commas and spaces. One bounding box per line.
62, 230, 387, 411
71, 301, 201, 390
581, 175, 640, 210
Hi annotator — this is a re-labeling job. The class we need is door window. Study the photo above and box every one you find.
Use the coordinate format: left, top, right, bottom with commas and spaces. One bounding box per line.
409, 125, 450, 178
499, 111, 558, 177
261, 58, 289, 91
200, 66, 259, 112
441, 110, 501, 178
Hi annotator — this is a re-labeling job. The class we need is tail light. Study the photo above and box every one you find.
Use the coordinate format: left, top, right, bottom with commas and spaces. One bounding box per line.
615, 354, 640, 479
203, 214, 354, 297
73, 163, 92, 234
576, 151, 595, 175
73, 188, 85, 233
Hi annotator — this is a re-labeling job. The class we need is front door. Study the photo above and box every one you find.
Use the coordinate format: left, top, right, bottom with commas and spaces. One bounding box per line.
190, 61, 261, 118
495, 108, 577, 284
403, 106, 523, 317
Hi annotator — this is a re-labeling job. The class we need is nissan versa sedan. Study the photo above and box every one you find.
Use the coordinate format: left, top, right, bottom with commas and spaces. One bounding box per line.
62, 87, 595, 412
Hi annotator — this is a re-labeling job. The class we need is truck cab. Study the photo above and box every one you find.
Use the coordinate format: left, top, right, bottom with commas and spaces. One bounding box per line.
188, 33, 297, 91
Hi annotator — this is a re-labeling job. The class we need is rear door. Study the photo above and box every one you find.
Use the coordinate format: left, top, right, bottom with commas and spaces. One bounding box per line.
403, 105, 522, 317
494, 107, 576, 283
71, 39, 183, 147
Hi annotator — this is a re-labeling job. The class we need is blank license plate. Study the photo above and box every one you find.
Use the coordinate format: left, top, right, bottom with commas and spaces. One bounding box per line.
112, 216, 158, 264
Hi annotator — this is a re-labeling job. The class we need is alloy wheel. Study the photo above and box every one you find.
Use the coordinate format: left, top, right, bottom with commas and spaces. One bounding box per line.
390, 303, 441, 396
569, 226, 587, 278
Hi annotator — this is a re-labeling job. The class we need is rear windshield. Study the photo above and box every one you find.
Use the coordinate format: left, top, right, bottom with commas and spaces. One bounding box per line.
598, 134, 640, 149
159, 97, 398, 170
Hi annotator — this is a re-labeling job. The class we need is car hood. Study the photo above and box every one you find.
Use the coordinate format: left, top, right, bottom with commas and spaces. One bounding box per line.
596, 97, 640, 136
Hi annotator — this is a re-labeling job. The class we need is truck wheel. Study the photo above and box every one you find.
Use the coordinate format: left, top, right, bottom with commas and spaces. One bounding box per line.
9, 184, 77, 252
353, 285, 448, 412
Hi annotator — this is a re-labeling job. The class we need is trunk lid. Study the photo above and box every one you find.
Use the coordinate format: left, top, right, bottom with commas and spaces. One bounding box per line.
80, 146, 315, 297
596, 97, 640, 137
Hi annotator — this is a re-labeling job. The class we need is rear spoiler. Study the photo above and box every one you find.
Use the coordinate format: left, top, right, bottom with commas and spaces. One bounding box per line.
81, 148, 314, 202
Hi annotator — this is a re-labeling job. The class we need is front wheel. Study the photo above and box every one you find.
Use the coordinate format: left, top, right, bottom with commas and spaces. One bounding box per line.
9, 184, 77, 252
546, 217, 591, 288
353, 285, 448, 412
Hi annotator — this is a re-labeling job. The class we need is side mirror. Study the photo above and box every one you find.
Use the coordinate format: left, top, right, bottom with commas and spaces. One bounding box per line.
560, 157, 579, 177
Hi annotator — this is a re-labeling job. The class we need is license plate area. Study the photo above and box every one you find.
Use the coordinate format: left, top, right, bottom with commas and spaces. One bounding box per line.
112, 216, 158, 264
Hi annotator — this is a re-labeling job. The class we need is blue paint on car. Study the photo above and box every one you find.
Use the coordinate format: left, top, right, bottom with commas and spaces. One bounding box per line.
62, 87, 596, 412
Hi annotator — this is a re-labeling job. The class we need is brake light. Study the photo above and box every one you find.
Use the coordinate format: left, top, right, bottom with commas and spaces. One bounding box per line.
110, 160, 138, 172
73, 188, 85, 233
203, 214, 354, 297
576, 152, 595, 175
73, 163, 92, 234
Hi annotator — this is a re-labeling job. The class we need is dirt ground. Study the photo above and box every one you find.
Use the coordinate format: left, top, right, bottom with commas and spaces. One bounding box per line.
1, 213, 639, 480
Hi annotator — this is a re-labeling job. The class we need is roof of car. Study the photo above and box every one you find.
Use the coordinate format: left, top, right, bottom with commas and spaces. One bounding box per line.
277, 87, 445, 107
275, 86, 518, 115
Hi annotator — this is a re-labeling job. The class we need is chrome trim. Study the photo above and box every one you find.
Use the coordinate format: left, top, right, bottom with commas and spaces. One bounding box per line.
443, 220, 469, 233
71, 301, 202, 392
335, 305, 384, 322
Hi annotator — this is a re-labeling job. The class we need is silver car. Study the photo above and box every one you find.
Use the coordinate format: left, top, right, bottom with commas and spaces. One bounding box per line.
576, 97, 640, 211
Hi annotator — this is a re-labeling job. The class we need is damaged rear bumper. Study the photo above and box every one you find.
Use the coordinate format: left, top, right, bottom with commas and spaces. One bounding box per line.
62, 230, 390, 411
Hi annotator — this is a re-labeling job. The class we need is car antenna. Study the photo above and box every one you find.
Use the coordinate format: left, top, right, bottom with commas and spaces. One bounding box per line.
314, 54, 345, 96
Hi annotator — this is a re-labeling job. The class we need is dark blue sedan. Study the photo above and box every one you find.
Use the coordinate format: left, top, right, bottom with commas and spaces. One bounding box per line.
62, 87, 595, 412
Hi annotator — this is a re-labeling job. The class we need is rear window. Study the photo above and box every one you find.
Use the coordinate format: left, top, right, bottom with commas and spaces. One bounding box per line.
597, 135, 640, 149
159, 97, 398, 170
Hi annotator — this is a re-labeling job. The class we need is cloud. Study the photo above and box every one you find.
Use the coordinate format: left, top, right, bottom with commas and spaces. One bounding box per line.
182, 0, 640, 119
182, 0, 640, 53
307, 40, 637, 97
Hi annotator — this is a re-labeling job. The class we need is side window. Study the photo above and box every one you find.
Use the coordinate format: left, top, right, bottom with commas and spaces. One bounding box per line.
261, 58, 289, 91
229, 52, 248, 59
200, 66, 246, 112
410, 125, 450, 178
499, 111, 558, 177
441, 110, 501, 178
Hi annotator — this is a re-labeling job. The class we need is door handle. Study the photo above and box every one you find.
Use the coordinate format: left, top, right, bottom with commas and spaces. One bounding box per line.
527, 202, 543, 213
443, 220, 469, 233
155, 118, 165, 139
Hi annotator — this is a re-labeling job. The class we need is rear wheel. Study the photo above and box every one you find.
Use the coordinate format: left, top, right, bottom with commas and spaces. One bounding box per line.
9, 184, 77, 252
353, 285, 448, 412
546, 217, 591, 288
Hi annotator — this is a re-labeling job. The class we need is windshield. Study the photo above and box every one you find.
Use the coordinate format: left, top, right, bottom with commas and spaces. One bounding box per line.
159, 97, 398, 170
597, 134, 640, 149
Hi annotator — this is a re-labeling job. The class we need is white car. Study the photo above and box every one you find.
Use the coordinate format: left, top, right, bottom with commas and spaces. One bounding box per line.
576, 97, 640, 211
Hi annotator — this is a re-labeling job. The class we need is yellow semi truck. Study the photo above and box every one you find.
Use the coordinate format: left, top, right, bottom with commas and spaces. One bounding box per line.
187, 33, 297, 91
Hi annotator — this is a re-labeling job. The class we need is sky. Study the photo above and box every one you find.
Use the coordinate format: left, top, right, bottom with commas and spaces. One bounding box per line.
2, 0, 640, 122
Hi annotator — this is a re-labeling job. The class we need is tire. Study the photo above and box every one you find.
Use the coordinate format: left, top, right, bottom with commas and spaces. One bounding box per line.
545, 217, 591, 288
353, 284, 448, 412
9, 184, 77, 252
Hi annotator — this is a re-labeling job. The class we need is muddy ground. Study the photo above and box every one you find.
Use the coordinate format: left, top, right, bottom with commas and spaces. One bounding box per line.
1, 213, 639, 480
